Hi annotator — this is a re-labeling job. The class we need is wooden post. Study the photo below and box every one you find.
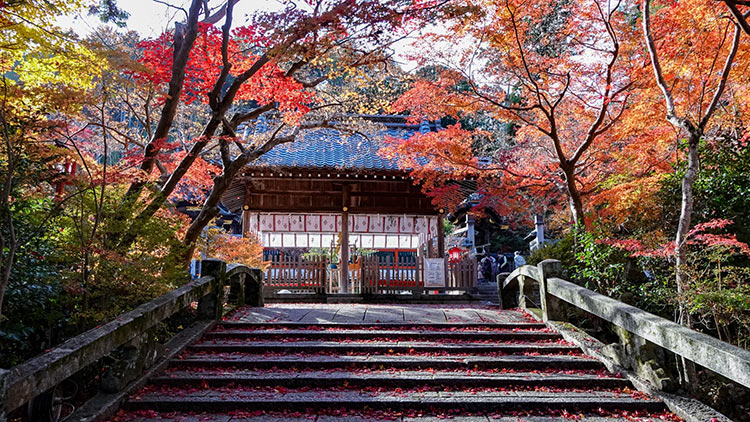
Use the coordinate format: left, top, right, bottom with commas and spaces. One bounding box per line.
426, 236, 435, 258
340, 186, 350, 293
241, 206, 251, 236
437, 211, 445, 258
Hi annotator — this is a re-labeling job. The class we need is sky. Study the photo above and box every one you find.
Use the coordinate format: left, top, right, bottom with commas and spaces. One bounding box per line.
58, 0, 288, 39
57, 0, 420, 70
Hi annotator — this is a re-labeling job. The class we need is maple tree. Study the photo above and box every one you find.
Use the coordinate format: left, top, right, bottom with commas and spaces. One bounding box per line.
639, 0, 749, 384
111, 0, 446, 255
722, 0, 750, 35
0, 0, 109, 317
384, 0, 639, 228
194, 228, 268, 270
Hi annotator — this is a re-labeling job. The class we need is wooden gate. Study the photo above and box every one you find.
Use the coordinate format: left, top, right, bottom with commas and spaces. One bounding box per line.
263, 255, 327, 294
447, 255, 477, 290
360, 254, 422, 294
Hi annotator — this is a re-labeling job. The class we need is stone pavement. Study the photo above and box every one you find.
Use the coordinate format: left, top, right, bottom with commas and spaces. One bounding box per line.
105, 304, 682, 422
223, 303, 533, 324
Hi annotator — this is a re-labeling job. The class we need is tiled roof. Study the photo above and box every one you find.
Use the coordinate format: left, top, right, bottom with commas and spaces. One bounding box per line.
244, 116, 438, 172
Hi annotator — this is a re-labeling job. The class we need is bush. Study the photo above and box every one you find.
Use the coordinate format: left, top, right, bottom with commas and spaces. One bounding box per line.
528, 233, 576, 269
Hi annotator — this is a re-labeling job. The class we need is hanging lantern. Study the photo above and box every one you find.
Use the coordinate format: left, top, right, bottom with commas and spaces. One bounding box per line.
448, 246, 463, 262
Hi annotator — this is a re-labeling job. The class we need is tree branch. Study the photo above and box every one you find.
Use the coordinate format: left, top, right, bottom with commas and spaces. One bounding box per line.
699, 23, 741, 130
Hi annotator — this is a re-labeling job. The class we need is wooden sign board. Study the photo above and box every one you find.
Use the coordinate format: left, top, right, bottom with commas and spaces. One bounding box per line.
424, 258, 446, 288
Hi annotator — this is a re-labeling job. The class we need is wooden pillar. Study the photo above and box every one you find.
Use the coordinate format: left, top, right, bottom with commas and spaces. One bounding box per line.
340, 186, 350, 293
437, 210, 445, 258
241, 206, 251, 236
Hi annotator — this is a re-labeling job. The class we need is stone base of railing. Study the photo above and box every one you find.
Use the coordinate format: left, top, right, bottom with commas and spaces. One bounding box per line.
64, 320, 212, 422
547, 320, 731, 422
0, 259, 262, 422
501, 259, 750, 421
603, 325, 677, 392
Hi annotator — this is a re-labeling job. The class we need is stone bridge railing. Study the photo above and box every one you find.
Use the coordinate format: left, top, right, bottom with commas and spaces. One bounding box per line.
500, 260, 750, 393
0, 259, 262, 422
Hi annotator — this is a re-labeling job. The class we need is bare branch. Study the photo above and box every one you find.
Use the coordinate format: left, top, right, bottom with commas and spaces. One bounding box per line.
699, 23, 741, 130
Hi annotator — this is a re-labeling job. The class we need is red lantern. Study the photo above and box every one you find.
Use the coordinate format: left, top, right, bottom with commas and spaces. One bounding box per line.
448, 247, 463, 262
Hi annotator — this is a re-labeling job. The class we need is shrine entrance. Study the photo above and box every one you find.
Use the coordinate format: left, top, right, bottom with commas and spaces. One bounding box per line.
242, 211, 474, 297
219, 115, 477, 300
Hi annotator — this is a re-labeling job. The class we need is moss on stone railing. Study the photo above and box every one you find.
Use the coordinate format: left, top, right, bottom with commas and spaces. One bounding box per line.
0, 259, 262, 422
500, 259, 750, 392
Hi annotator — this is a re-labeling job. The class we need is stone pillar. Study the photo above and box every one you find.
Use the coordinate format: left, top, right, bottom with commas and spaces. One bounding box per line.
537, 259, 567, 321
0, 368, 9, 422
466, 215, 476, 253
534, 214, 545, 246
247, 268, 264, 307
497, 272, 514, 309
199, 259, 226, 320
517, 275, 535, 309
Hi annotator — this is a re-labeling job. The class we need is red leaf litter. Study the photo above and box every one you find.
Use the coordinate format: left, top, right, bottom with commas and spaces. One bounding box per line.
102, 305, 684, 422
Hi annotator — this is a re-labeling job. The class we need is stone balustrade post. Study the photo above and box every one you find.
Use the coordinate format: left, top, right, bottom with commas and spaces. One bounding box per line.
198, 259, 226, 320
0, 368, 9, 422
537, 259, 568, 321
247, 268, 264, 307
496, 272, 514, 309
518, 275, 535, 309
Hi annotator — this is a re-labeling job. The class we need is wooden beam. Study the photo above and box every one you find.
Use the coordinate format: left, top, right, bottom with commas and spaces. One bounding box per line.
246, 190, 422, 198
243, 205, 440, 215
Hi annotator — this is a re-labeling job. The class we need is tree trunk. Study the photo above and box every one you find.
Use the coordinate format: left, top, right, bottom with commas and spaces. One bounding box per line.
674, 130, 700, 387
107, 0, 204, 249
0, 242, 16, 317
183, 152, 252, 246
115, 113, 225, 251
562, 163, 585, 228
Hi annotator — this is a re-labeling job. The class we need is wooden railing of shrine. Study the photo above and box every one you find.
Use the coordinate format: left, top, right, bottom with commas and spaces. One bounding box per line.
500, 259, 750, 392
261, 254, 477, 296
0, 259, 262, 422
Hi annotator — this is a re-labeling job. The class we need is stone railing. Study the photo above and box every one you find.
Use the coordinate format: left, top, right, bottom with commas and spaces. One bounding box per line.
0, 259, 262, 422
500, 260, 750, 392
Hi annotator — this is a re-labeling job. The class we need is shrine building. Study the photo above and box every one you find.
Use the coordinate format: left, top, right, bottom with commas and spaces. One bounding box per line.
219, 115, 476, 298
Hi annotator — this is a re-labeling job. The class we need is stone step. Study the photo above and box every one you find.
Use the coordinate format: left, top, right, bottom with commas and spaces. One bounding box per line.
201, 329, 561, 342
186, 341, 578, 355
150, 369, 630, 389
188, 339, 579, 355
217, 321, 546, 330
125, 389, 665, 413
113, 414, 675, 422
171, 354, 605, 371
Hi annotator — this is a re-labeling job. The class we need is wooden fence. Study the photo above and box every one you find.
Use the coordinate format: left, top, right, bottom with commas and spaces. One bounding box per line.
262, 254, 477, 296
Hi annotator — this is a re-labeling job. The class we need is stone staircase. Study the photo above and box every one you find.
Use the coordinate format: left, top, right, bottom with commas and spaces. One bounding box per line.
107, 307, 681, 422
472, 282, 500, 303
